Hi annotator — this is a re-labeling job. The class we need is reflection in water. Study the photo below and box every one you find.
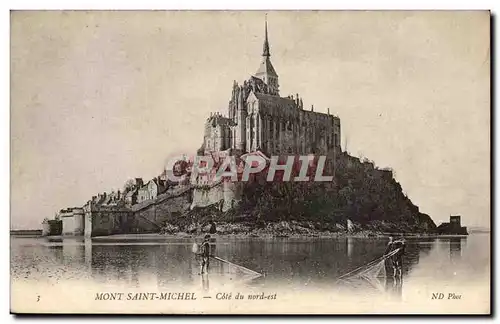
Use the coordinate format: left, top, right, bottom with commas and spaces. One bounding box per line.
346, 237, 353, 258
84, 238, 92, 268
201, 274, 209, 292
11, 234, 487, 303
385, 275, 403, 301
449, 237, 463, 261
62, 237, 85, 265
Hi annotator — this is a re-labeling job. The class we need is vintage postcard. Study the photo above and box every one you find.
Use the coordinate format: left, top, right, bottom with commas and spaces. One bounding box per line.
10, 10, 491, 315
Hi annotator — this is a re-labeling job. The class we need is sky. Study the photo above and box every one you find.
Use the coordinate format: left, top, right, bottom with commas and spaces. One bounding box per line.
10, 10, 490, 229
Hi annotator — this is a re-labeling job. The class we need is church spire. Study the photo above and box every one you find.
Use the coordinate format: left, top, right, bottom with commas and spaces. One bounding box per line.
255, 14, 279, 96
263, 15, 270, 57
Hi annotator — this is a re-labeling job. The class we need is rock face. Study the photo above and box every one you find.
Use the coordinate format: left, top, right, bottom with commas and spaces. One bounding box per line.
332, 152, 437, 232
229, 151, 437, 233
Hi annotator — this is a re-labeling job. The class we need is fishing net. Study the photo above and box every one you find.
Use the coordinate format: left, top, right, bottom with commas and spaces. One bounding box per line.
336, 248, 401, 292
358, 256, 388, 279
211, 256, 262, 279
191, 243, 262, 281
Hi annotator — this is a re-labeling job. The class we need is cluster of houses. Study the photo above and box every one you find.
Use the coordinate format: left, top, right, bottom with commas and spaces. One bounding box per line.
93, 166, 190, 208
125, 176, 167, 206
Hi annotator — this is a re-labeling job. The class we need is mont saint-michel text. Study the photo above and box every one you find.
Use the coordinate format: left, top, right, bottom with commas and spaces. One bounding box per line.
95, 292, 197, 301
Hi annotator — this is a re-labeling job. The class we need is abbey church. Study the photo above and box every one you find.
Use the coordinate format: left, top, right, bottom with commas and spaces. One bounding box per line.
201, 20, 341, 158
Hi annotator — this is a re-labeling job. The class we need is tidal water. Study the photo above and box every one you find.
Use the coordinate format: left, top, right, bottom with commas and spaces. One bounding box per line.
10, 233, 490, 314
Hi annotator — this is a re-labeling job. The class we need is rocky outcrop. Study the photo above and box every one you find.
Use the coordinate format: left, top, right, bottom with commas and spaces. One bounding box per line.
215, 151, 437, 234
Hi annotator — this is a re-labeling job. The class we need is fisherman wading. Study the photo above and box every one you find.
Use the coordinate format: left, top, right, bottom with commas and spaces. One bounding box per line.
199, 234, 211, 275
384, 236, 406, 278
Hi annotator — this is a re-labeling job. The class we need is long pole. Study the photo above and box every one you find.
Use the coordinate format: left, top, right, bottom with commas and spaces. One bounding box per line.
212, 256, 262, 277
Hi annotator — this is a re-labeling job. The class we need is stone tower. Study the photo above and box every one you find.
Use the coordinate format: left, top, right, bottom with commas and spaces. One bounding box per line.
235, 85, 247, 151
254, 17, 279, 96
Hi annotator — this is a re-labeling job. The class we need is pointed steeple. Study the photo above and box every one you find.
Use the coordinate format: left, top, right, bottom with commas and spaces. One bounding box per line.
255, 15, 279, 96
263, 15, 270, 57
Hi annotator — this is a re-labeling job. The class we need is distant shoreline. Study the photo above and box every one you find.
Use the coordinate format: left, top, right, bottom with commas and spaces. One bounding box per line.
11, 225, 487, 239
16, 231, 481, 242
10, 229, 43, 237
93, 232, 473, 241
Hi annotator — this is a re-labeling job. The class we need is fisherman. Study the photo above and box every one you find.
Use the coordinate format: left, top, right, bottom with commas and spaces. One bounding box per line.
199, 234, 211, 275
392, 238, 406, 278
384, 236, 406, 278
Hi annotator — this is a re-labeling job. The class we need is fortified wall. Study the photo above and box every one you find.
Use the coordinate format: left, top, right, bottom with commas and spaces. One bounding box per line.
78, 185, 192, 237
42, 219, 62, 236
60, 207, 85, 235
83, 203, 132, 237
190, 180, 242, 212
131, 186, 192, 233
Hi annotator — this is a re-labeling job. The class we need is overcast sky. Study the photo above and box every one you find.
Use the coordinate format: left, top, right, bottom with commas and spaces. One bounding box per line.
11, 11, 490, 229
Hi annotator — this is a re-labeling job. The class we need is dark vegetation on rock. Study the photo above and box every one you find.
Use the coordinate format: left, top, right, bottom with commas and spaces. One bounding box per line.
161, 152, 436, 235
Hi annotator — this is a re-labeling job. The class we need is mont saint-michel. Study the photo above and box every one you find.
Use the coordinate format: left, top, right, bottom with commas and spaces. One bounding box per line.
10, 11, 490, 315
38, 18, 463, 238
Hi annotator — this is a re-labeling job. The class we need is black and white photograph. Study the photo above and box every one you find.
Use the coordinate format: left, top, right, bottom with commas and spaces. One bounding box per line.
9, 10, 491, 314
